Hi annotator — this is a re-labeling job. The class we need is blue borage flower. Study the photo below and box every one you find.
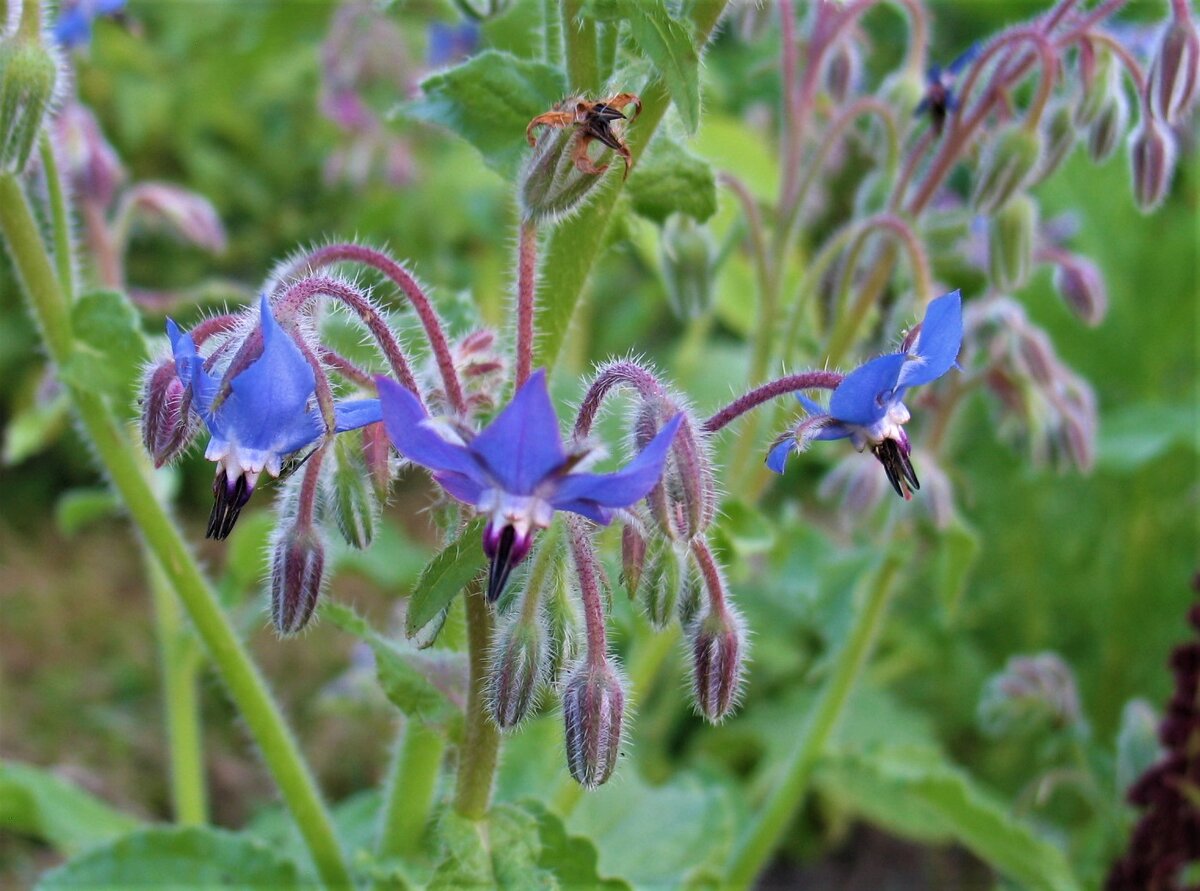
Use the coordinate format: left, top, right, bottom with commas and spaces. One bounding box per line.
915, 45, 979, 136
377, 369, 682, 602
169, 296, 381, 540
767, 290, 963, 500
53, 0, 126, 49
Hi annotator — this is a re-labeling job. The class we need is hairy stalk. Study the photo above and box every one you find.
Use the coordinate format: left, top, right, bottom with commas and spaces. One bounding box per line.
146, 555, 207, 826
453, 580, 501, 820
377, 720, 445, 858
38, 135, 74, 302
702, 372, 844, 434
516, 221, 538, 388
724, 547, 904, 889
0, 173, 352, 888
566, 516, 609, 669
574, 359, 666, 436
561, 0, 599, 92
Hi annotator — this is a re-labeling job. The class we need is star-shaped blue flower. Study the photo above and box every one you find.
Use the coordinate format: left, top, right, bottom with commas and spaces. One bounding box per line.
169, 295, 382, 539
767, 290, 963, 499
914, 45, 979, 136
378, 369, 682, 602
53, 0, 125, 48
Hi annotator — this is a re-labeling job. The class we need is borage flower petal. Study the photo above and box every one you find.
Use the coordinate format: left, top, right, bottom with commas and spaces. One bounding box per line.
378, 369, 682, 602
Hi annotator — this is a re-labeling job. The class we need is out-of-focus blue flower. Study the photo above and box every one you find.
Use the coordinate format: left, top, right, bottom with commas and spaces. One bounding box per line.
915, 45, 979, 136
427, 20, 480, 68
378, 369, 682, 601
53, 0, 126, 49
767, 290, 963, 499
170, 296, 381, 539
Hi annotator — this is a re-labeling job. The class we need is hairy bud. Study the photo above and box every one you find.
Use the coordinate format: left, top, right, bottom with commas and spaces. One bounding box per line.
544, 571, 582, 683
329, 435, 378, 549
621, 522, 647, 599
1075, 47, 1115, 127
971, 125, 1041, 214
987, 195, 1037, 292
978, 651, 1083, 737
1128, 118, 1177, 213
639, 535, 683, 630
823, 40, 861, 103
55, 101, 124, 207
635, 399, 713, 541
677, 557, 704, 627
361, 421, 392, 498
660, 213, 714, 320
689, 605, 746, 724
270, 525, 326, 635
487, 614, 547, 730
1032, 102, 1076, 184
1148, 13, 1200, 124
1052, 253, 1108, 326
561, 658, 626, 788
0, 37, 60, 173
139, 358, 198, 467
1084, 84, 1128, 164
123, 183, 227, 253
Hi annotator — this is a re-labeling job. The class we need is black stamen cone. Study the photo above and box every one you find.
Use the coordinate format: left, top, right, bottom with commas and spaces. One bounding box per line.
872, 439, 921, 499
207, 470, 253, 540
487, 525, 519, 603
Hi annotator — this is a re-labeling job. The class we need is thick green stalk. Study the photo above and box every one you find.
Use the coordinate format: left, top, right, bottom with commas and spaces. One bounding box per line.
724, 550, 903, 889
561, 0, 599, 93
0, 174, 352, 889
453, 583, 501, 820
377, 720, 445, 858
38, 135, 74, 302
146, 556, 208, 826
542, 0, 562, 66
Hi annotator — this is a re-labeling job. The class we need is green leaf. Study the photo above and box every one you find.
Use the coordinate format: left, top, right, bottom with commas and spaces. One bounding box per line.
1115, 698, 1161, 794
406, 517, 487, 638
430, 805, 553, 890
628, 135, 717, 224
2, 389, 69, 465
401, 50, 567, 179
1097, 401, 1199, 474
522, 800, 630, 891
37, 826, 301, 890
60, 290, 148, 407
323, 602, 466, 734
935, 514, 980, 620
710, 498, 775, 557
621, 0, 702, 134
55, 487, 121, 536
0, 760, 141, 856
815, 745, 1079, 891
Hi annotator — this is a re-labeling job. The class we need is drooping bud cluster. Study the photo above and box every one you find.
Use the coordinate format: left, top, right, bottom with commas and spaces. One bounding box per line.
964, 298, 1097, 472
978, 651, 1084, 738
987, 195, 1036, 292
1147, 6, 1200, 125
971, 125, 1041, 215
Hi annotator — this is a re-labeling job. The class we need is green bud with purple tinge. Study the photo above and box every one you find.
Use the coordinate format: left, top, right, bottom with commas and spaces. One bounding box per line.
329, 435, 378, 550
486, 613, 547, 730
1075, 47, 1115, 128
1032, 102, 1077, 185
988, 195, 1037, 293
1052, 253, 1108, 326
544, 571, 582, 683
660, 213, 714, 320
0, 37, 60, 173
1129, 117, 1177, 213
270, 525, 326, 636
621, 522, 646, 600
562, 658, 626, 788
1148, 13, 1200, 124
639, 535, 683, 630
971, 125, 1042, 215
1085, 85, 1128, 164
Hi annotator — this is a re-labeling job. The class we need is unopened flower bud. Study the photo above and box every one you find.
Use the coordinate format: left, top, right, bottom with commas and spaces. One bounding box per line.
520, 99, 613, 224
487, 614, 547, 729
978, 652, 1083, 737
1128, 118, 1177, 213
139, 358, 198, 467
880, 69, 925, 121
544, 572, 582, 682
639, 536, 683, 630
660, 213, 714, 320
1084, 86, 1128, 164
55, 101, 124, 207
562, 658, 626, 788
1148, 13, 1200, 124
329, 435, 378, 550
1075, 47, 1115, 128
124, 183, 227, 253
270, 525, 326, 635
635, 399, 712, 541
690, 604, 746, 724
823, 41, 861, 104
0, 37, 60, 173
621, 522, 647, 599
1052, 253, 1108, 326
971, 125, 1042, 214
1032, 102, 1076, 184
361, 421, 392, 498
677, 557, 704, 627
987, 195, 1037, 292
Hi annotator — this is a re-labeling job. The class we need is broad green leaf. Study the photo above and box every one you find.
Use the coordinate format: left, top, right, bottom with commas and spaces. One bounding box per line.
55, 487, 121, 536
710, 498, 775, 557
37, 827, 301, 890
401, 50, 567, 179
521, 800, 630, 891
1115, 699, 1161, 795
0, 760, 140, 856
2, 389, 68, 465
621, 1, 701, 134
245, 790, 384, 883
815, 745, 1079, 891
628, 136, 717, 224
60, 290, 148, 407
430, 806, 552, 890
324, 601, 466, 734
406, 517, 487, 637
1097, 401, 1199, 474
936, 513, 980, 620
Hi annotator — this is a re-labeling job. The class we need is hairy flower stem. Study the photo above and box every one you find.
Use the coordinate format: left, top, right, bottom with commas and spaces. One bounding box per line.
515, 221, 538, 389
146, 555, 207, 826
0, 174, 352, 888
724, 547, 904, 889
567, 517, 609, 669
38, 135, 74, 302
702, 372, 844, 435
574, 359, 666, 436
453, 580, 501, 820
377, 719, 445, 858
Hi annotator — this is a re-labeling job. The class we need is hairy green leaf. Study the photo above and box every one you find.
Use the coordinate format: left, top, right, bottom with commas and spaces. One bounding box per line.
628, 136, 717, 224
60, 290, 148, 408
621, 1, 701, 134
406, 517, 487, 638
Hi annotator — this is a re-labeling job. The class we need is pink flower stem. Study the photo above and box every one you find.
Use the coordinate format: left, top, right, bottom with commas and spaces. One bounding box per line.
515, 221, 538, 389
703, 372, 844, 434
318, 347, 374, 388
690, 535, 728, 615
573, 360, 667, 437
566, 516, 609, 670
296, 445, 327, 530
190, 314, 239, 346
279, 244, 465, 413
